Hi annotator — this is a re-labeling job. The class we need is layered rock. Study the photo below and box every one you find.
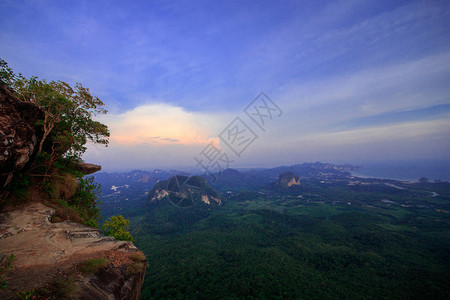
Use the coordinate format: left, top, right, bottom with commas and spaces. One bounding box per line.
0, 202, 146, 299
0, 83, 44, 188
75, 162, 102, 175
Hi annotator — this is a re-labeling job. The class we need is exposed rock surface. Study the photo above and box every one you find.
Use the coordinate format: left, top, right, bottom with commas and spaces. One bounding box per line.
277, 172, 301, 188
75, 162, 102, 175
0, 202, 146, 299
0, 83, 44, 188
149, 175, 221, 207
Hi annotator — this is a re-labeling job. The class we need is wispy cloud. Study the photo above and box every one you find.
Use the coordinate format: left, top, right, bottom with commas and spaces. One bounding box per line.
277, 50, 450, 121
2, 0, 449, 170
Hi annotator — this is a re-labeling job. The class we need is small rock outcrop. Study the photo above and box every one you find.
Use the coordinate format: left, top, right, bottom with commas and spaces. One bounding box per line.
75, 162, 102, 175
0, 83, 44, 188
0, 202, 146, 299
277, 172, 301, 188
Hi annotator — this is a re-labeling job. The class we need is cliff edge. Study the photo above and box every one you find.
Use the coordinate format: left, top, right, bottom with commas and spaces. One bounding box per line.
0, 202, 146, 299
0, 76, 146, 299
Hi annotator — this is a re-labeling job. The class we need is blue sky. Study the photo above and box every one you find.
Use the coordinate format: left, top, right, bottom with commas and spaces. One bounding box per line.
1, 0, 449, 171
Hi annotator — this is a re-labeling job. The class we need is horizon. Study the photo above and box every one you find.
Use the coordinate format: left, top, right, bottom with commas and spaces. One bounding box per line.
1, 0, 449, 173
94, 159, 450, 182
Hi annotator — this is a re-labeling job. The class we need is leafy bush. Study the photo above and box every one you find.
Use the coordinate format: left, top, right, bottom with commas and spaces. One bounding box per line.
102, 215, 134, 241
16, 290, 36, 300
0, 254, 15, 289
44, 174, 103, 227
70, 175, 103, 227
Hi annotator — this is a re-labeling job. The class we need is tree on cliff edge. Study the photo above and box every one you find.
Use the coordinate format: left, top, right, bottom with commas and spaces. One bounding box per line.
102, 215, 134, 241
0, 59, 109, 169
0, 58, 112, 227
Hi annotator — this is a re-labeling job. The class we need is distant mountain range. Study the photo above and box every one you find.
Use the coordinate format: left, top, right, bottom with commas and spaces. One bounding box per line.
94, 162, 361, 216
95, 162, 359, 198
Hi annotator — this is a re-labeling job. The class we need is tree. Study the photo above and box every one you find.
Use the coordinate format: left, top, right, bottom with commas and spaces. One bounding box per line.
102, 215, 134, 241
0, 59, 109, 170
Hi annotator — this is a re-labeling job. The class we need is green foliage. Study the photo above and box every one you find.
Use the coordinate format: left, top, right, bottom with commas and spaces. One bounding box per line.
0, 58, 109, 184
0, 254, 15, 289
0, 59, 109, 161
80, 258, 110, 275
70, 175, 103, 227
16, 290, 36, 300
130, 182, 450, 299
1, 58, 108, 228
4, 173, 30, 201
41, 172, 102, 227
0, 59, 14, 85
102, 215, 134, 241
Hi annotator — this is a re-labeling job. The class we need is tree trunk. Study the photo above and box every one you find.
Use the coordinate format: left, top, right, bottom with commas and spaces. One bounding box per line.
37, 113, 54, 155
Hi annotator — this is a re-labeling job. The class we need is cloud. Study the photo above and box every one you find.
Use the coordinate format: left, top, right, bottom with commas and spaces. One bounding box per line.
276, 50, 450, 124
83, 102, 234, 170
96, 103, 229, 146
330, 103, 450, 131
306, 118, 450, 146
238, 117, 450, 166
3, 1, 449, 170
83, 49, 450, 170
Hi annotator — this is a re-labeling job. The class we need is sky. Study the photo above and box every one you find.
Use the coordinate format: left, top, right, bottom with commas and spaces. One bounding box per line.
1, 0, 449, 172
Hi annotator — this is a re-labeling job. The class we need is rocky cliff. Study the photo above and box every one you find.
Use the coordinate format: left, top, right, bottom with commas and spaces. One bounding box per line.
0, 202, 146, 299
0, 83, 44, 189
0, 81, 146, 299
149, 175, 221, 207
276, 172, 301, 188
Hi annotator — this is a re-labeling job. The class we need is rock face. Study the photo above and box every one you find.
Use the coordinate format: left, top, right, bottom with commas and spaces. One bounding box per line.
0, 202, 146, 299
277, 172, 301, 188
75, 162, 102, 175
0, 83, 44, 188
149, 175, 221, 207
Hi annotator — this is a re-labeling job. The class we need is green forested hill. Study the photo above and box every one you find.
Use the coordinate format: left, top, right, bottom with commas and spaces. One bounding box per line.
107, 176, 450, 299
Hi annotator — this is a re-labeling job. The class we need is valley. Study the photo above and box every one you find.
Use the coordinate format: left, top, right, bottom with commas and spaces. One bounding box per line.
94, 163, 450, 299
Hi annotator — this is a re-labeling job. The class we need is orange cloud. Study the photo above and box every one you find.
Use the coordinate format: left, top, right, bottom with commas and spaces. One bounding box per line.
100, 103, 225, 146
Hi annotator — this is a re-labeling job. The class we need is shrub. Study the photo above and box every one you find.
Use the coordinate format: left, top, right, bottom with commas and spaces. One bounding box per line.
102, 215, 134, 242
16, 290, 35, 299
126, 262, 144, 275
0, 254, 15, 289
70, 175, 103, 225
131, 252, 146, 262
79, 258, 110, 275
